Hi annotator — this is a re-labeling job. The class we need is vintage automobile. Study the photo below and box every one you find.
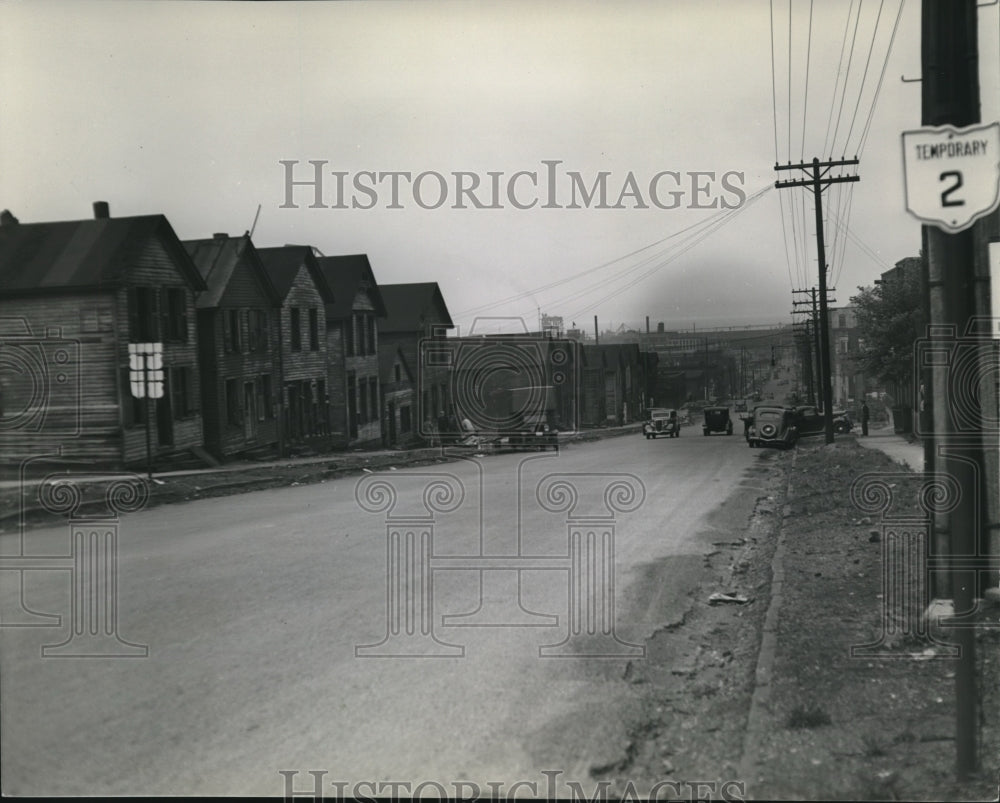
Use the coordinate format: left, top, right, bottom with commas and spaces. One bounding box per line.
702, 406, 733, 436
747, 405, 798, 449
643, 407, 680, 439
792, 405, 853, 436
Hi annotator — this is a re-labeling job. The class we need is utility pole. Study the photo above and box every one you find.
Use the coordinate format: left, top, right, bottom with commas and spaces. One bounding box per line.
920, 0, 982, 778
776, 160, 859, 443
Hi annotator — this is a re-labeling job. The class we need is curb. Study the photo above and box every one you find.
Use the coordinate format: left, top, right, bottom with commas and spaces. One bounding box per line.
737, 448, 796, 793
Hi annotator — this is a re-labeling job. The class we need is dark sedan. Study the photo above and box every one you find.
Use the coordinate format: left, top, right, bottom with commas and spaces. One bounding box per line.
747, 405, 798, 449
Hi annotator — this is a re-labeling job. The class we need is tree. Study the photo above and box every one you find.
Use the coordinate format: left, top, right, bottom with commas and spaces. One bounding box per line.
850, 257, 925, 388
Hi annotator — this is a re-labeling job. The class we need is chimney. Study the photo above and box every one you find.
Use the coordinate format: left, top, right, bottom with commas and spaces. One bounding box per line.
213, 232, 229, 240
93, 201, 110, 219
0, 210, 19, 227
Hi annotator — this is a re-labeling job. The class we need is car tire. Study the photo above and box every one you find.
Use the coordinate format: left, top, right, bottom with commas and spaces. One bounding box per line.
703, 429, 709, 436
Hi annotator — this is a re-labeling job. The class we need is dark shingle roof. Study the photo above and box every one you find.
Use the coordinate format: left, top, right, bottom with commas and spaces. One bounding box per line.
314, 254, 386, 320
0, 215, 205, 296
256, 245, 335, 304
183, 235, 282, 309
379, 282, 453, 334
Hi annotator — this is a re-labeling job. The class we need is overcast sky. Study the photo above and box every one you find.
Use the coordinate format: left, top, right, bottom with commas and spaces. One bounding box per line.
2, 0, 998, 334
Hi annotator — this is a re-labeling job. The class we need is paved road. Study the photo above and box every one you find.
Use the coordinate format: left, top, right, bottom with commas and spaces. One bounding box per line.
1, 430, 766, 796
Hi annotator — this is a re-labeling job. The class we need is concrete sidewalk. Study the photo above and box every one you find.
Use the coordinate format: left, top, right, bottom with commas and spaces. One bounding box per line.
0, 421, 647, 490
854, 424, 925, 472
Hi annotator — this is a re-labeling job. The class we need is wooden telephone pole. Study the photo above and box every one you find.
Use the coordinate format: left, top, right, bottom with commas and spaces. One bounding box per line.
921, 0, 983, 778
776, 160, 859, 444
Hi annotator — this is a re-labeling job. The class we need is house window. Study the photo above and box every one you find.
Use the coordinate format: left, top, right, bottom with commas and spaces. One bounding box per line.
170, 366, 196, 419
345, 316, 355, 357
226, 378, 241, 425
290, 307, 301, 351
838, 314, 847, 329
165, 288, 188, 342
369, 378, 379, 422
309, 308, 319, 351
347, 372, 357, 438
359, 380, 368, 425
367, 315, 376, 355
226, 309, 242, 353
400, 404, 411, 433
128, 287, 159, 341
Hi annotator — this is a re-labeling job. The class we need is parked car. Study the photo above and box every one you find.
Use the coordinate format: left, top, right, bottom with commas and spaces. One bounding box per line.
792, 405, 853, 436
643, 407, 680, 439
747, 405, 798, 449
702, 406, 733, 436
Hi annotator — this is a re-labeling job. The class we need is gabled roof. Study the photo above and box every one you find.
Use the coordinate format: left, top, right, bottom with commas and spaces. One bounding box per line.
379, 282, 453, 334
0, 215, 206, 296
377, 343, 414, 385
314, 254, 387, 320
183, 234, 282, 309
256, 245, 335, 304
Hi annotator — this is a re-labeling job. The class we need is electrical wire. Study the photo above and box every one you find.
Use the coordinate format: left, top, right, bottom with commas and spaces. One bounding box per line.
844, 0, 887, 156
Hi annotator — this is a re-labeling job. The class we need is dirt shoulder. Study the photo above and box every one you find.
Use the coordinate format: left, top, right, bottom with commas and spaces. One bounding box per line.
589, 437, 999, 801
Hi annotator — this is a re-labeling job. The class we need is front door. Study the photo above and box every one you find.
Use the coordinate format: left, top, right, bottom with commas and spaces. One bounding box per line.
243, 382, 257, 440
387, 400, 396, 445
156, 374, 173, 447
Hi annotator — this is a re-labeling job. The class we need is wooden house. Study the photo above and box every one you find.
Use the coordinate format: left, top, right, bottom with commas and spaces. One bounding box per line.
184, 233, 283, 460
377, 343, 418, 448
378, 282, 454, 431
315, 254, 386, 447
256, 245, 336, 448
0, 203, 206, 467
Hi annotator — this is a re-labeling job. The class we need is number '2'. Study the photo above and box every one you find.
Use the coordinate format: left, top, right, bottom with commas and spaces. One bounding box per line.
940, 171, 964, 207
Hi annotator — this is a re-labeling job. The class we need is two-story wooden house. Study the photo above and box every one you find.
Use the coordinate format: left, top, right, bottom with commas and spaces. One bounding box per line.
377, 343, 418, 448
378, 282, 454, 434
315, 254, 386, 447
184, 233, 283, 460
256, 245, 336, 448
0, 203, 207, 467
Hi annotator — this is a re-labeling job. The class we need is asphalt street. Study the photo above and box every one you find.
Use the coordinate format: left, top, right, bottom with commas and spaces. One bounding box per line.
1, 429, 766, 796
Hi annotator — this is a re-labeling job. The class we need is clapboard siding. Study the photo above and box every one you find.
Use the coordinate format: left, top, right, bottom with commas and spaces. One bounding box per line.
0, 291, 122, 461
197, 251, 281, 459
116, 237, 204, 465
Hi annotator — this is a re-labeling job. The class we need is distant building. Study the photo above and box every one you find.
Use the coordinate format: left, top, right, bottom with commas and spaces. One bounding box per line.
379, 282, 454, 438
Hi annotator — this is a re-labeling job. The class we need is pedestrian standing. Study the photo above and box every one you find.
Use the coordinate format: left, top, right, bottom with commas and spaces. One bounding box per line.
861, 400, 870, 436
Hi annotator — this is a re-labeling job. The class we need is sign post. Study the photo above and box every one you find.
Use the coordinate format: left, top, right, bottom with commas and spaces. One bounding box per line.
128, 343, 164, 480
902, 122, 1000, 233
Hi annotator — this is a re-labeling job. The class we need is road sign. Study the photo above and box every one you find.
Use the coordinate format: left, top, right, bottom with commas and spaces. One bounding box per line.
127, 342, 164, 399
902, 122, 1000, 233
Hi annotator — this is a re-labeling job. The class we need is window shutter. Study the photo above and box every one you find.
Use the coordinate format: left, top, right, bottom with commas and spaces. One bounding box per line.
154, 288, 164, 342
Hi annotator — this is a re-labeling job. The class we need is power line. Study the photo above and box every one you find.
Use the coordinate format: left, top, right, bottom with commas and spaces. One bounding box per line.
857, 0, 907, 156
831, 0, 865, 157
801, 0, 815, 161
823, 0, 858, 158
844, 0, 888, 154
